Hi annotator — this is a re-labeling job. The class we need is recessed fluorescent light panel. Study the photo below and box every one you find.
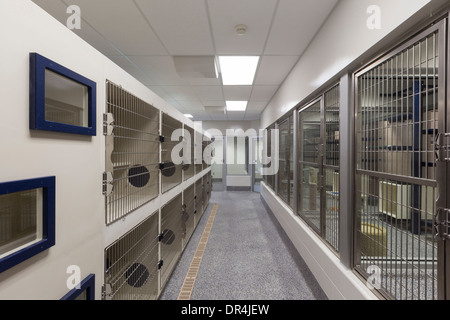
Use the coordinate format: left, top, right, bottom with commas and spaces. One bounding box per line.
184, 114, 193, 118
218, 56, 259, 85
226, 101, 247, 111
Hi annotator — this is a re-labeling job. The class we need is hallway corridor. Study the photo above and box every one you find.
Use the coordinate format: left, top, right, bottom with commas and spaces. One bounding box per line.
160, 191, 327, 300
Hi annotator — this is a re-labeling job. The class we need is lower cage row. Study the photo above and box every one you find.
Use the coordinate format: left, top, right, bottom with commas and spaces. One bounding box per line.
103, 173, 212, 300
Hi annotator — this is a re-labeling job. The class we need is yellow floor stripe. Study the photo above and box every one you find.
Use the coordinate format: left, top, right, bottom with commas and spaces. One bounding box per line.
177, 204, 219, 300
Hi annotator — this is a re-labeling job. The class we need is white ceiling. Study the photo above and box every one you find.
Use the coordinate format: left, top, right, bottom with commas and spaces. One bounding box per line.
32, 0, 338, 121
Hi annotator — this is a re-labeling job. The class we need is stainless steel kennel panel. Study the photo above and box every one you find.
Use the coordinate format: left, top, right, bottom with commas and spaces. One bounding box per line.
103, 211, 159, 300
194, 130, 204, 175
160, 193, 183, 288
354, 21, 445, 300
104, 81, 160, 225
161, 114, 183, 194
182, 184, 196, 248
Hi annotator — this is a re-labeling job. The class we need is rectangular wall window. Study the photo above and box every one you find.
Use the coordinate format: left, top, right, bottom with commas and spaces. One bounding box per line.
0, 177, 55, 273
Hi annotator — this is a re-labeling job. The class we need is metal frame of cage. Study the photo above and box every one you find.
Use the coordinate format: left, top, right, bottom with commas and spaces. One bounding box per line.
103, 211, 159, 300
161, 113, 183, 194
159, 193, 183, 288
183, 125, 195, 181
104, 81, 160, 225
353, 20, 445, 300
182, 184, 196, 248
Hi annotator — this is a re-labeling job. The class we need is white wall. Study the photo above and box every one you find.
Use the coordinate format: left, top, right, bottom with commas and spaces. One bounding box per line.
261, 0, 433, 128
0, 0, 201, 300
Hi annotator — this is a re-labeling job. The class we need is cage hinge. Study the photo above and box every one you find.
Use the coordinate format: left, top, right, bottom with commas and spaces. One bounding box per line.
103, 113, 115, 136
102, 283, 113, 300
102, 172, 114, 196
159, 135, 165, 143
158, 260, 164, 270
434, 207, 450, 241
435, 133, 450, 162
158, 233, 164, 242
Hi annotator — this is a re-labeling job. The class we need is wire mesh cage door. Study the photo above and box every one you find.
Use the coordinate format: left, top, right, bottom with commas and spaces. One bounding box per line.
263, 125, 275, 189
182, 184, 196, 248
324, 84, 340, 254
104, 211, 159, 300
195, 178, 204, 225
297, 99, 324, 236
104, 81, 160, 225
160, 193, 183, 288
161, 114, 183, 194
194, 130, 204, 175
183, 125, 195, 181
354, 21, 446, 300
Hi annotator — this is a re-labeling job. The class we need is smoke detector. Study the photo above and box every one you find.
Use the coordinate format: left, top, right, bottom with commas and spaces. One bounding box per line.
235, 24, 247, 35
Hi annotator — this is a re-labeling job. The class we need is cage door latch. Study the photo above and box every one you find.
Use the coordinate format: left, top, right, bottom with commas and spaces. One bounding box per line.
103, 113, 115, 136
102, 283, 113, 300
103, 172, 114, 196
435, 133, 450, 162
434, 207, 450, 241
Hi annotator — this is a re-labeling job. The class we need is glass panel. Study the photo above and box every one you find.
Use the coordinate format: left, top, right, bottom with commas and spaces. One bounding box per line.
0, 188, 43, 259
45, 69, 89, 127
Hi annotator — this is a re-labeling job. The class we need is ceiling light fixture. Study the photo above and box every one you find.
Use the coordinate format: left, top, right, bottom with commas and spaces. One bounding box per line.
184, 114, 193, 118
218, 56, 259, 85
226, 101, 247, 112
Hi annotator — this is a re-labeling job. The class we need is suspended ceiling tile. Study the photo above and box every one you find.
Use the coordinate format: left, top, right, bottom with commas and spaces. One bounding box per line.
264, 0, 338, 55
108, 56, 157, 85
244, 112, 261, 121
32, 0, 122, 56
226, 111, 246, 121
128, 56, 187, 86
192, 86, 224, 101
135, 0, 214, 55
247, 101, 268, 112
223, 86, 252, 101
201, 100, 226, 108
209, 114, 228, 121
176, 100, 205, 111
254, 56, 299, 85
68, 0, 168, 55
207, 0, 278, 55
250, 85, 279, 102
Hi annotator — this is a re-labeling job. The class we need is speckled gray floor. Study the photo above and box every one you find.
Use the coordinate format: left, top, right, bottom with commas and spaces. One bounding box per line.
159, 190, 328, 300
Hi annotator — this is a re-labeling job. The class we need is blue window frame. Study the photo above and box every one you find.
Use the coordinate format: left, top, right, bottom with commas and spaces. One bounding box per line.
30, 53, 97, 136
0, 177, 56, 273
61, 274, 95, 300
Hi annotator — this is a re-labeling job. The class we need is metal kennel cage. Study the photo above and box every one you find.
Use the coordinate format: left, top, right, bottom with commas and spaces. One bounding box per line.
160, 193, 183, 288
161, 113, 183, 194
194, 130, 204, 175
354, 21, 444, 300
103, 211, 159, 300
183, 125, 195, 181
104, 81, 160, 225
195, 178, 204, 225
182, 184, 196, 248
263, 125, 276, 190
